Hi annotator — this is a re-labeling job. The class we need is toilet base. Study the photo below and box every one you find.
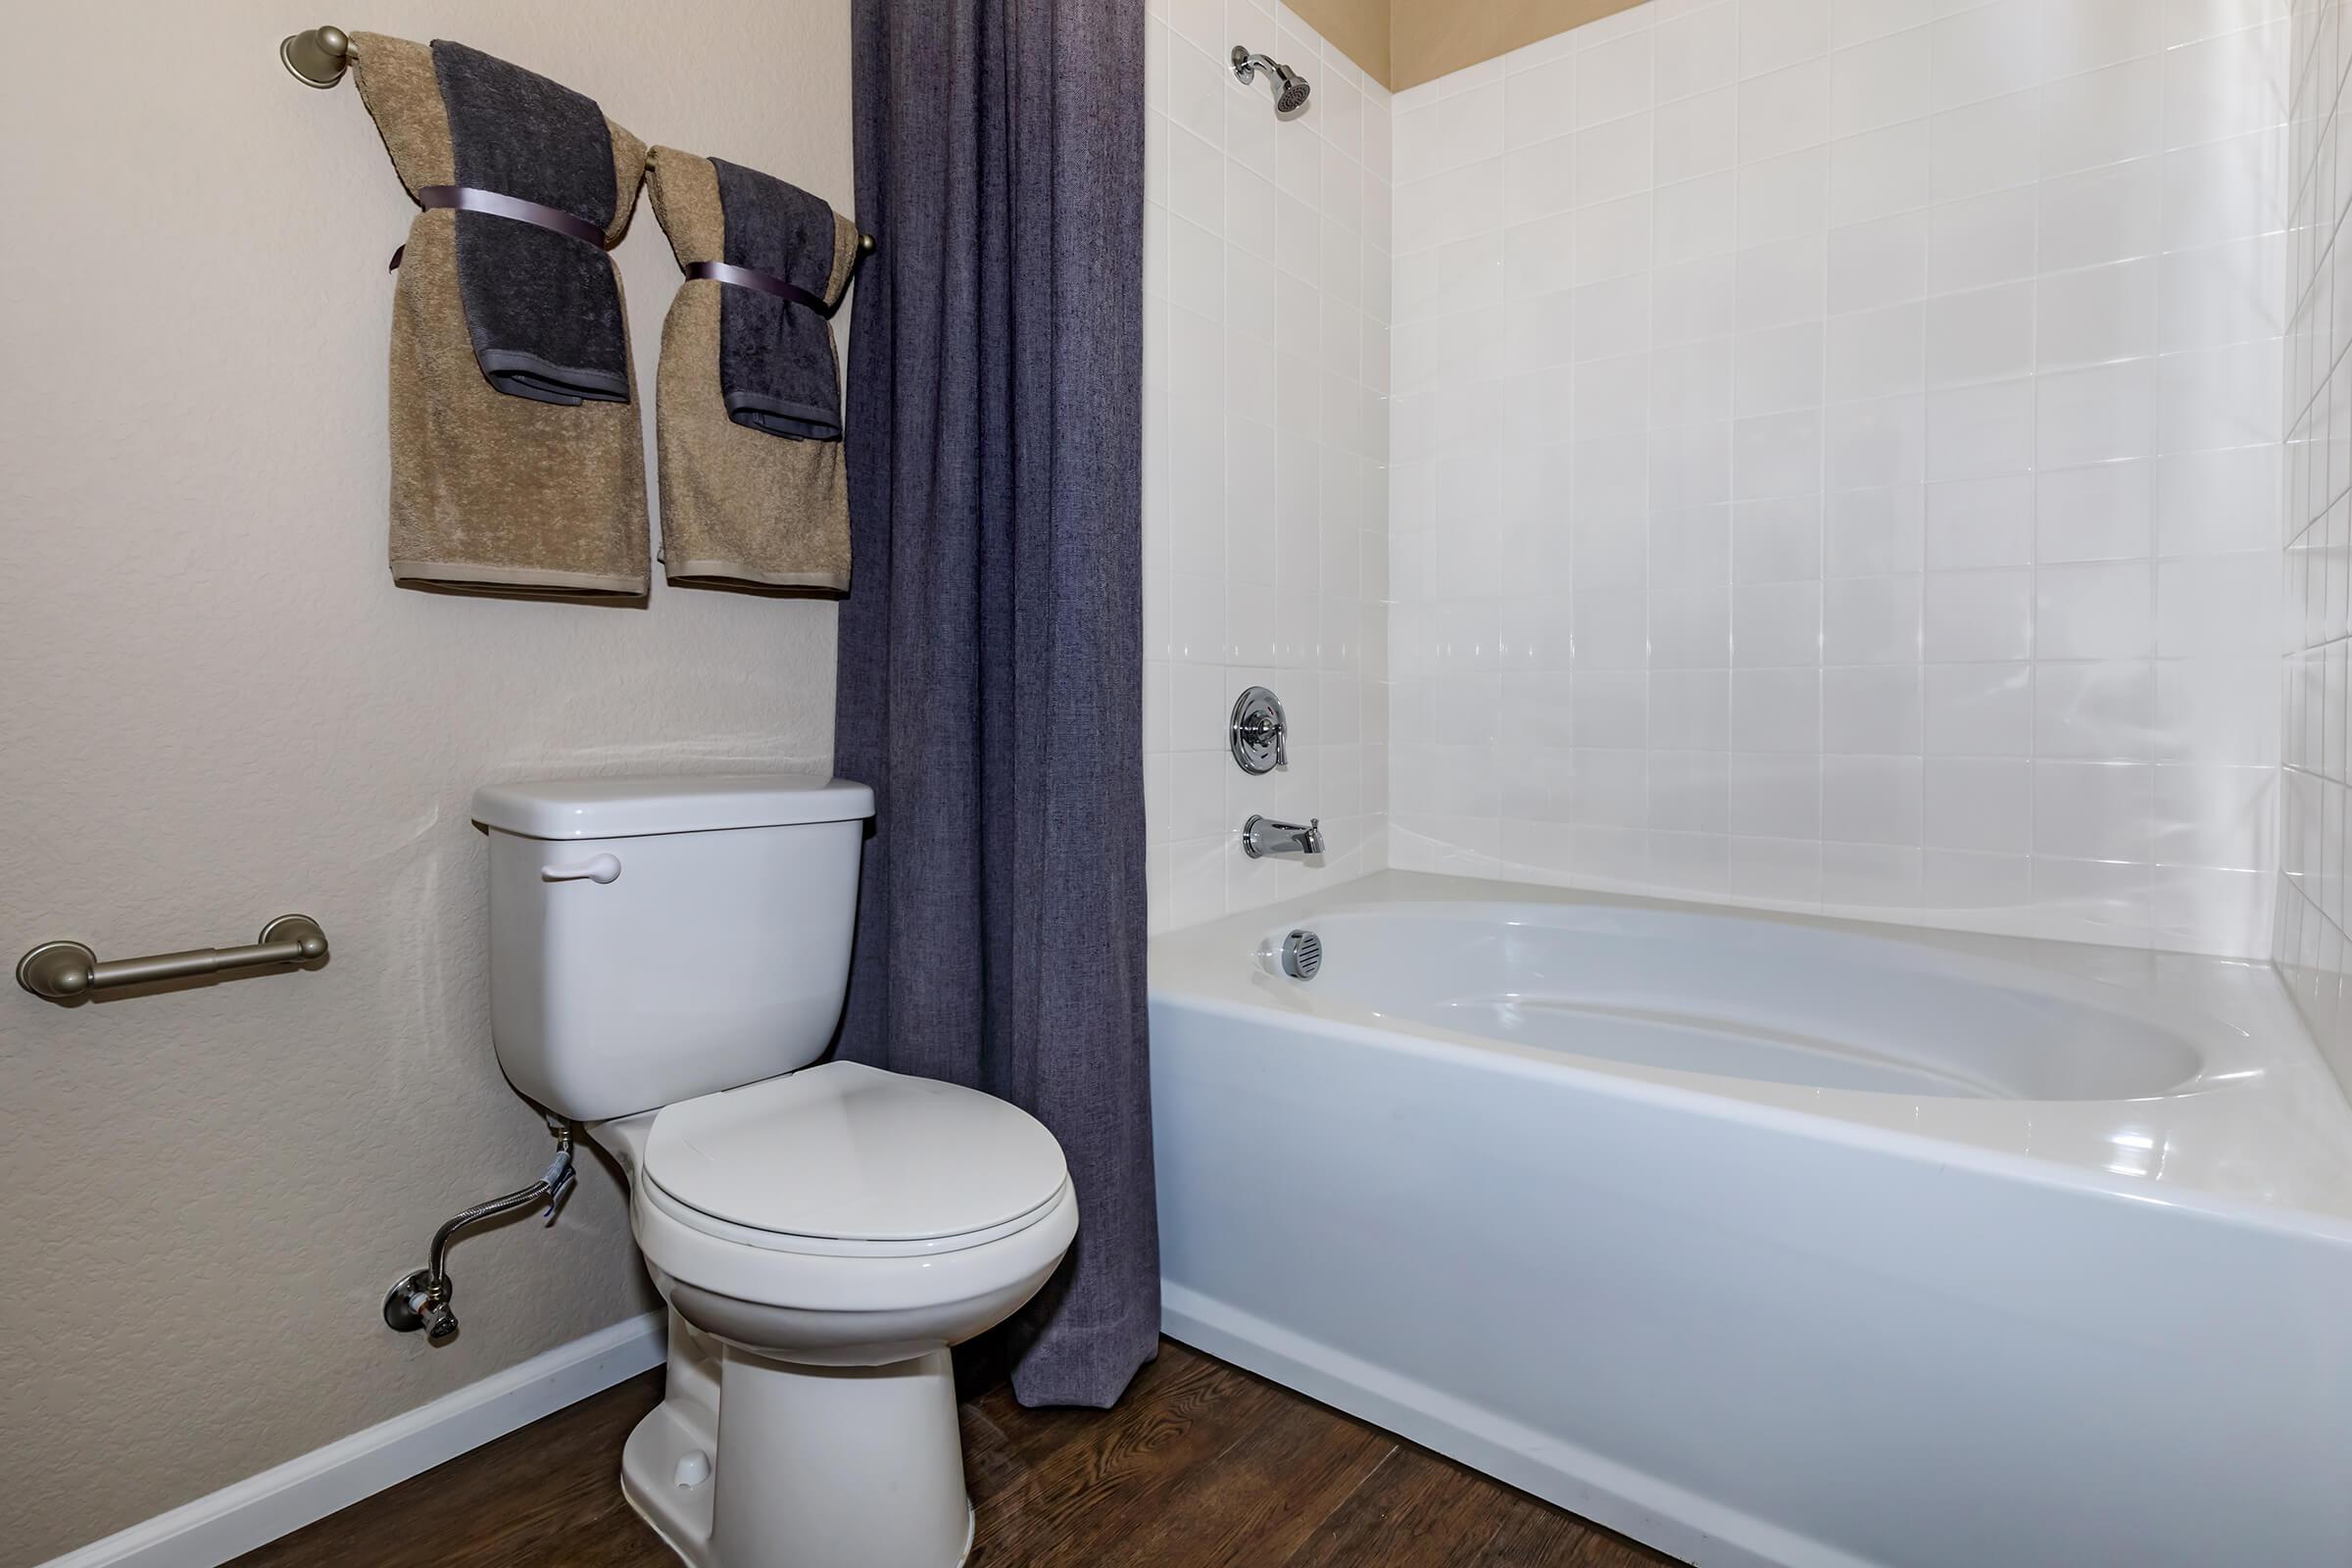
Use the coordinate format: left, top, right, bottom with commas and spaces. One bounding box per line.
620, 1314, 974, 1568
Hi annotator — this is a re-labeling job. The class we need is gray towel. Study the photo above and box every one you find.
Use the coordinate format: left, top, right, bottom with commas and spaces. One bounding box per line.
711, 158, 844, 439
431, 41, 629, 406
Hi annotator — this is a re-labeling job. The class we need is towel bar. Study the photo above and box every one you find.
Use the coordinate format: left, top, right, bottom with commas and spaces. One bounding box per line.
275, 24, 881, 265
280, 24, 354, 87
17, 915, 328, 1001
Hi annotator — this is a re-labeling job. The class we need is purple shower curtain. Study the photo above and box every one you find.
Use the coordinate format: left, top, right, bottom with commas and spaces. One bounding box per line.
832, 0, 1157, 1407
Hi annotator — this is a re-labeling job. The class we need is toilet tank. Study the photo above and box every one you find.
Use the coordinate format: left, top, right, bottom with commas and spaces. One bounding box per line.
472, 774, 875, 1122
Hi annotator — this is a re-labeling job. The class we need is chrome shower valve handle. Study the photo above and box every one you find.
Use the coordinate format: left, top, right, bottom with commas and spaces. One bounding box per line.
1230, 687, 1289, 774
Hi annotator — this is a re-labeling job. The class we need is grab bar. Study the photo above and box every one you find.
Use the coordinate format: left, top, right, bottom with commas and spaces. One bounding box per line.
17, 915, 328, 1001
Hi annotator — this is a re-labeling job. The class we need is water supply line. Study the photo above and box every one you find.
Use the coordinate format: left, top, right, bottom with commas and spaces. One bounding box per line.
383, 1115, 577, 1342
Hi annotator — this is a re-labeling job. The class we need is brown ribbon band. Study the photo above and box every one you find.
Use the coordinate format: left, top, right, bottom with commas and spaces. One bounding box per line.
684, 260, 837, 318
390, 185, 611, 270
416, 184, 610, 246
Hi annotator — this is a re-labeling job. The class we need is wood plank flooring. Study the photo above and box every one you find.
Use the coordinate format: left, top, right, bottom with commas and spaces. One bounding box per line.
231, 1339, 1683, 1567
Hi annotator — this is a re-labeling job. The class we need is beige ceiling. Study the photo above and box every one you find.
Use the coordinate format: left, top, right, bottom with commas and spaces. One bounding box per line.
1286, 0, 1647, 92
1284, 0, 1392, 87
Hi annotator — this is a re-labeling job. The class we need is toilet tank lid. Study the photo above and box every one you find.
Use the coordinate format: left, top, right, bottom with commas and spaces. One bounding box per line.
471, 774, 875, 840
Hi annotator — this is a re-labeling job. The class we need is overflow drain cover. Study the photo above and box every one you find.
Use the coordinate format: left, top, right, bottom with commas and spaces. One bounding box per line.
1281, 929, 1322, 980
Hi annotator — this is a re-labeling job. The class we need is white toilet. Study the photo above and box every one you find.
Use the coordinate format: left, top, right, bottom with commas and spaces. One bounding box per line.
472, 774, 1078, 1568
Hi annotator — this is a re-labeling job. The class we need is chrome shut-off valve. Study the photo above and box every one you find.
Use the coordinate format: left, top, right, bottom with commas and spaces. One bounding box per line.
384, 1120, 576, 1344
384, 1270, 460, 1342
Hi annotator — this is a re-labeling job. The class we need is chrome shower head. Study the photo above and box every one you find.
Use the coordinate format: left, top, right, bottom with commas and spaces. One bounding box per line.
1274, 64, 1312, 114
1231, 45, 1312, 116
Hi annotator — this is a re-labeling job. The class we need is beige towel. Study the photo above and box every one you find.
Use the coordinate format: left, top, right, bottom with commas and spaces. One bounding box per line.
646, 146, 857, 593
351, 34, 650, 597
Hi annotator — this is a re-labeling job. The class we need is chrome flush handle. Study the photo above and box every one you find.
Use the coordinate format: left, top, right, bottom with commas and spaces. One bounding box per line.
540, 854, 621, 884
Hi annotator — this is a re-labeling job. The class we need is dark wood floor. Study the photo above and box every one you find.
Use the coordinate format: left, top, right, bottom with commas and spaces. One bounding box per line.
232, 1339, 1682, 1567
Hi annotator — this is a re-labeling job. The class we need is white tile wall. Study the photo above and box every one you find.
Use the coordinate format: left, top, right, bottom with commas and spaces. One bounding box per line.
2275, 0, 2352, 1083
1387, 0, 2289, 956
1144, 0, 1393, 931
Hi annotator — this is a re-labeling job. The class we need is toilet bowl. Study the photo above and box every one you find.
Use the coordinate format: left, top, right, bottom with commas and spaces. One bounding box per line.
471, 775, 1078, 1568
592, 1061, 1076, 1568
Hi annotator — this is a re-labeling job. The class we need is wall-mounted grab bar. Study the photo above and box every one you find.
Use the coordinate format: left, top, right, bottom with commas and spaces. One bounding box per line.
17, 916, 328, 1001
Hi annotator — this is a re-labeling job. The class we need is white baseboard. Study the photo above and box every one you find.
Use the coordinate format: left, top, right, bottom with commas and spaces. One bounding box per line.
40, 1311, 667, 1568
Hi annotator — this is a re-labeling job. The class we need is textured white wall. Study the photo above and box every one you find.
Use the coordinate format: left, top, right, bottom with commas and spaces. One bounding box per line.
1387, 0, 2289, 956
1143, 0, 1395, 931
2277, 0, 2352, 1092
0, 5, 851, 1561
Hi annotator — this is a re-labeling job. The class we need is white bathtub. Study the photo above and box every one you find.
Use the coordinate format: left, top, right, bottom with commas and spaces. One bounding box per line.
1149, 871, 2352, 1568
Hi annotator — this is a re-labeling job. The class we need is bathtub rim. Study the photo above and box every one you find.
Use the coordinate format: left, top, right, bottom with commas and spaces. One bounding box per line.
1150, 870, 2352, 1240
1250, 897, 2239, 1102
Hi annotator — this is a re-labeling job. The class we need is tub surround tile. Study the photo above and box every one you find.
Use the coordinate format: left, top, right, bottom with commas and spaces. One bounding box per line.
2275, 0, 2352, 1097
1384, 0, 2290, 958
1147, 9, 1392, 932
1152, 0, 2294, 964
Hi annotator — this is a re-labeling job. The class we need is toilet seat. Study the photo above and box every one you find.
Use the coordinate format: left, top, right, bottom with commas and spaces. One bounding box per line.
641, 1060, 1069, 1257
640, 1173, 1070, 1257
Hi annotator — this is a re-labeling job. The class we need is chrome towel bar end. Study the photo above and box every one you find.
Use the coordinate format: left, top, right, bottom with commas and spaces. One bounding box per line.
280, 25, 353, 88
